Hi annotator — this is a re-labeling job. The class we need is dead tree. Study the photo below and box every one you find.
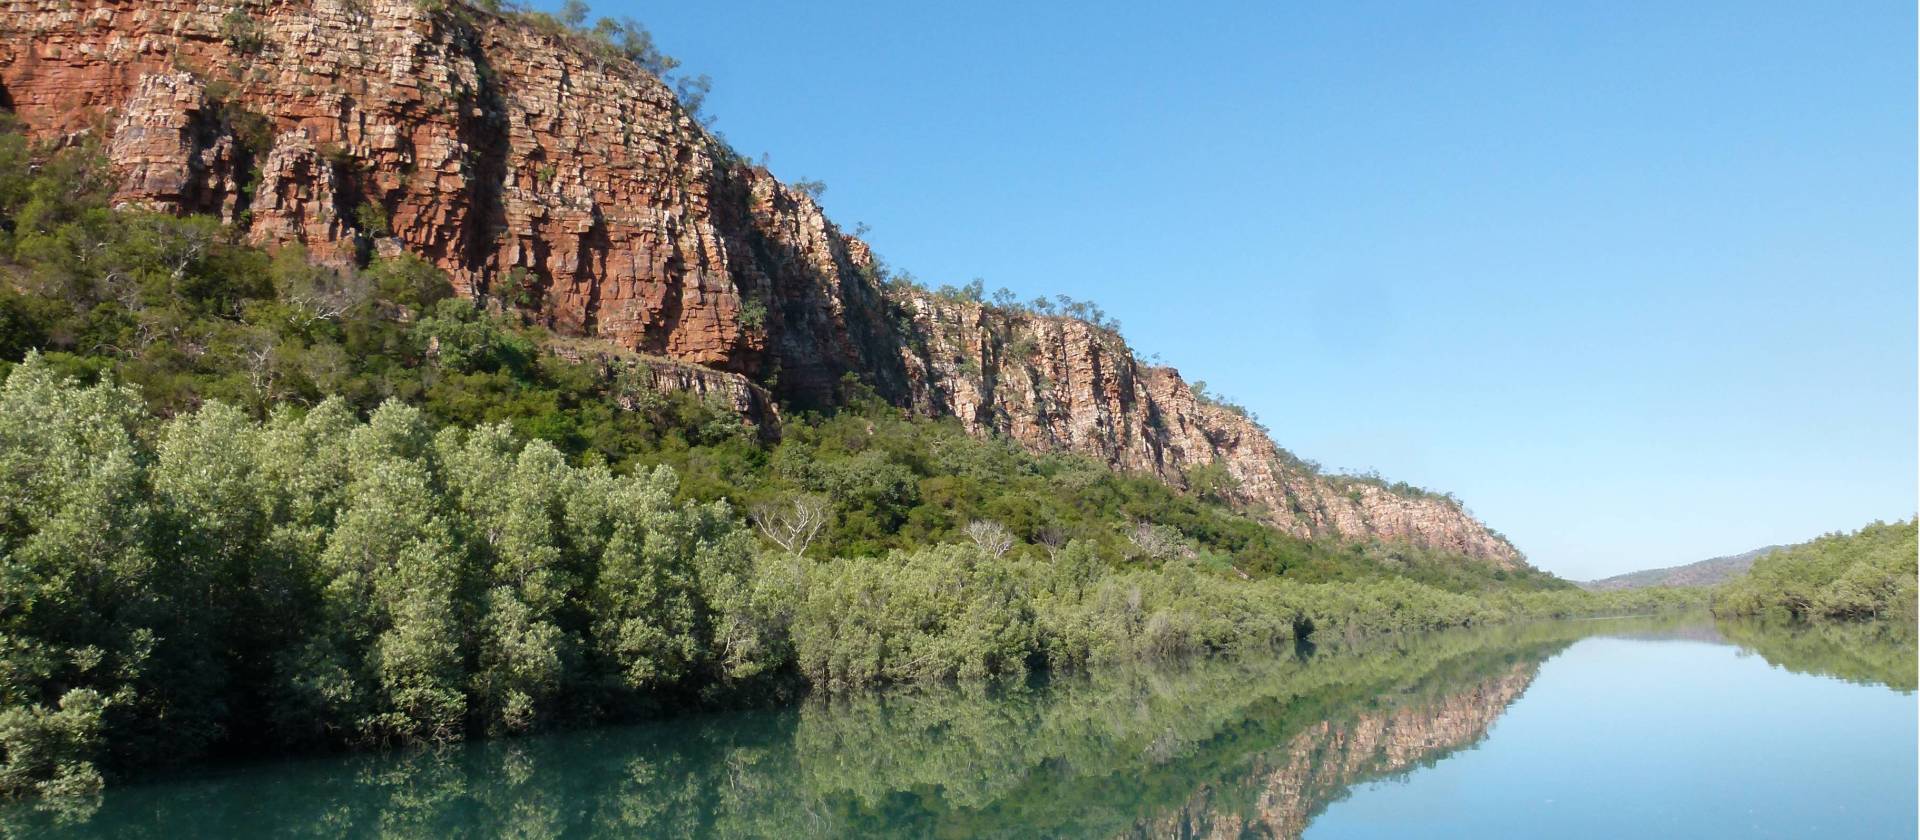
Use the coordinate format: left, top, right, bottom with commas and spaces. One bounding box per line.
966, 520, 1015, 559
751, 495, 831, 555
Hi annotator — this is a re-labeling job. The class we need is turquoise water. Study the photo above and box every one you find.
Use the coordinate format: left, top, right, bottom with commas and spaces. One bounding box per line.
1306, 627, 1916, 839
4, 617, 1913, 838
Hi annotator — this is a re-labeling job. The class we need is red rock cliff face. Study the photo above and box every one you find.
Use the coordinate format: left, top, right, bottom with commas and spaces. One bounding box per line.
0, 0, 908, 407
894, 295, 1525, 567
0, 0, 1522, 566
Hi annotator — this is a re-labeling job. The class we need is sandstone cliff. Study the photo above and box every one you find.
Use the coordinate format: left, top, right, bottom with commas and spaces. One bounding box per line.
894, 294, 1524, 564
0, 0, 1524, 566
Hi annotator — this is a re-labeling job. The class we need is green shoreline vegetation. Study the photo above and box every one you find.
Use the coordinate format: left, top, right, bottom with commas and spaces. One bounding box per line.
1710, 519, 1917, 624
0, 359, 1703, 801
0, 115, 1730, 803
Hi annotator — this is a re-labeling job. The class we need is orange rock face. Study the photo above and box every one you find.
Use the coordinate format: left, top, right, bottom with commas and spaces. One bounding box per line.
0, 0, 904, 405
895, 296, 1527, 567
0, 0, 1523, 566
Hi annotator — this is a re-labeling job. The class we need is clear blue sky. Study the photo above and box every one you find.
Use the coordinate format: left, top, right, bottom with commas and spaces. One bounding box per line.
575, 0, 1916, 580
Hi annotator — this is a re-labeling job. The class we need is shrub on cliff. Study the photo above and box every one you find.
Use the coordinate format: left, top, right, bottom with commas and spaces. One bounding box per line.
0, 126, 746, 469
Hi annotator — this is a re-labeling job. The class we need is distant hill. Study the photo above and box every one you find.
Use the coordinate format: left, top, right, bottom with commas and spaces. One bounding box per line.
1581, 546, 1784, 591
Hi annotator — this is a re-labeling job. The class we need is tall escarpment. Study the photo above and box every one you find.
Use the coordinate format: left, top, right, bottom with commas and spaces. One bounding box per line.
0, 0, 907, 406
893, 295, 1525, 566
0, 0, 1523, 566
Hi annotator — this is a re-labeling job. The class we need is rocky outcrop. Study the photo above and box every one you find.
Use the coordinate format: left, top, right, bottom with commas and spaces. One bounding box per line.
547, 338, 779, 430
0, 0, 906, 406
106, 71, 245, 218
0, 0, 1523, 566
895, 295, 1524, 566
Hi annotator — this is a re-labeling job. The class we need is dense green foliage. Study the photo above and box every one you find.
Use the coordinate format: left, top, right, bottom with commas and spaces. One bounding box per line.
1711, 520, 1917, 622
0, 363, 773, 796
727, 395, 1579, 593
0, 116, 1708, 799
0, 359, 1705, 798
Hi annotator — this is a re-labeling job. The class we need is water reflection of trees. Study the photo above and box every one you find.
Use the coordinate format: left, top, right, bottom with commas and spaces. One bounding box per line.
1716, 618, 1917, 692
8, 623, 1616, 839
13, 614, 1911, 839
39, 614, 1916, 839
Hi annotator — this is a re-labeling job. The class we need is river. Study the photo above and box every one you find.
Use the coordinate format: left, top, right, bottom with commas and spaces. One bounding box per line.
4, 615, 1913, 838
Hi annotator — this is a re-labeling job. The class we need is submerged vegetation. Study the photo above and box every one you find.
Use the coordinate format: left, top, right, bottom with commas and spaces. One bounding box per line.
1711, 519, 1917, 623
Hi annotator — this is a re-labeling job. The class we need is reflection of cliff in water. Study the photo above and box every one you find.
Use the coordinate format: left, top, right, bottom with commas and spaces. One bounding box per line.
11, 614, 1909, 837
788, 624, 1585, 839
8, 622, 1602, 839
1127, 660, 1535, 840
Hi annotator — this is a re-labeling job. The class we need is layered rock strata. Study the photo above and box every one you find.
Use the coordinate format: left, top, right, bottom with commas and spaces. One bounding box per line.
0, 0, 1522, 566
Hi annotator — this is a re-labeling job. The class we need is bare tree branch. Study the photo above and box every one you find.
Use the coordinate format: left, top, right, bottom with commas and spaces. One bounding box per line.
1035, 526, 1069, 562
966, 520, 1015, 559
1127, 520, 1192, 562
751, 495, 831, 555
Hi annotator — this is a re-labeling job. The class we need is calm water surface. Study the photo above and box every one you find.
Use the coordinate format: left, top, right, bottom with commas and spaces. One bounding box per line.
5, 616, 1913, 838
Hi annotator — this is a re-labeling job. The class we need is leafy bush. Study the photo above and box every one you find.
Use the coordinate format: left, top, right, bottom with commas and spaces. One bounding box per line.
0, 360, 771, 792
790, 545, 1036, 688
1712, 520, 1918, 622
353, 202, 390, 237
218, 9, 265, 54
